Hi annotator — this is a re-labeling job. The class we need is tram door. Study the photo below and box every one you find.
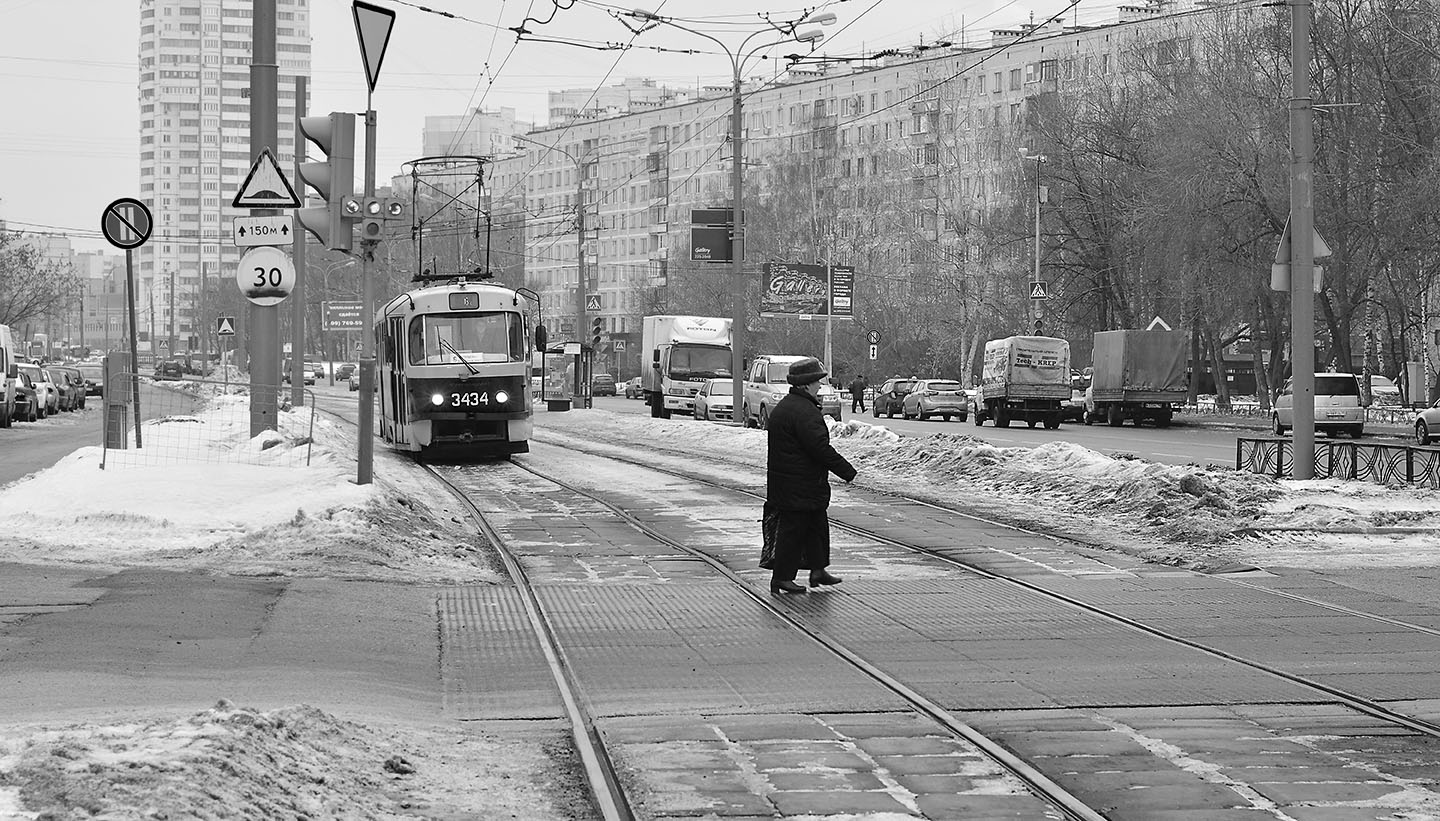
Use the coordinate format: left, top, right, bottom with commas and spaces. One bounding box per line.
384, 316, 407, 444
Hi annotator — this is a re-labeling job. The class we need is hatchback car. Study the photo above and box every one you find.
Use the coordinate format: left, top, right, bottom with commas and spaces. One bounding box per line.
900, 379, 969, 422
154, 360, 186, 381
1272, 372, 1364, 438
50, 366, 86, 411
694, 378, 735, 422
591, 374, 617, 396
624, 376, 644, 399
16, 363, 55, 417
76, 363, 104, 396
872, 377, 919, 418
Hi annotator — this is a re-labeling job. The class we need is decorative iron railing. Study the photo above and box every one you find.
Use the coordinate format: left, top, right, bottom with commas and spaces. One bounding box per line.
1236, 436, 1440, 487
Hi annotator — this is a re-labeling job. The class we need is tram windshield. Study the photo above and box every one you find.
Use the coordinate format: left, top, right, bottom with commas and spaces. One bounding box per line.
409, 312, 525, 366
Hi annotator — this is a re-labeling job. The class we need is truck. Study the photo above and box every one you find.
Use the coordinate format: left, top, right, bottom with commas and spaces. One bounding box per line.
1084, 328, 1188, 427
974, 335, 1070, 429
641, 315, 734, 418
0, 325, 16, 427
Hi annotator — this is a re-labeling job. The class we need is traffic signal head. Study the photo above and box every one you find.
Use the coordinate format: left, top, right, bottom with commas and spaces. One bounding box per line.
296, 112, 357, 252
591, 317, 603, 347
361, 197, 406, 242
1033, 318, 1043, 334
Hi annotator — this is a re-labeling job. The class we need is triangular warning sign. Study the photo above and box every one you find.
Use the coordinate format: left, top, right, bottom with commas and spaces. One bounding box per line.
353, 1, 396, 94
232, 148, 301, 209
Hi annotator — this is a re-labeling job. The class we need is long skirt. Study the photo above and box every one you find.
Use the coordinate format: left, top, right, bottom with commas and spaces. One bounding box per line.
760, 502, 830, 579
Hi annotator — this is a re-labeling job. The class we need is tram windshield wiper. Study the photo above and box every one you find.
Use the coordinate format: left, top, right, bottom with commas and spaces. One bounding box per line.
438, 337, 480, 374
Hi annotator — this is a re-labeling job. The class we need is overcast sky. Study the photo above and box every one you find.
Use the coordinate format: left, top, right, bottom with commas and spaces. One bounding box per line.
0, 0, 1126, 253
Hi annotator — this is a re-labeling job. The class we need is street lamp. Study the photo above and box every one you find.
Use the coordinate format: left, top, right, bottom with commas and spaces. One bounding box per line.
1021, 153, 1047, 334
628, 8, 837, 418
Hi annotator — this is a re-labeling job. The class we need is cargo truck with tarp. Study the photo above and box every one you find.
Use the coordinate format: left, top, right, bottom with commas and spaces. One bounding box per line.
1083, 328, 1188, 427
974, 335, 1070, 429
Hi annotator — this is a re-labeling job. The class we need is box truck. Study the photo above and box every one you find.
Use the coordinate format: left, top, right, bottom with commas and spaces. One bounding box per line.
1084, 328, 1188, 427
641, 315, 734, 418
974, 335, 1070, 429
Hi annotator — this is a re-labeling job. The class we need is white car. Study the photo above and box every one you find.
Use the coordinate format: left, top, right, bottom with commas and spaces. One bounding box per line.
15, 363, 56, 417
1370, 375, 1401, 406
1272, 372, 1364, 438
1414, 400, 1440, 445
694, 378, 735, 422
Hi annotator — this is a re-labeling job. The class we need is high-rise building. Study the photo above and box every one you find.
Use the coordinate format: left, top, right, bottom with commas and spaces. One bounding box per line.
136, 0, 311, 357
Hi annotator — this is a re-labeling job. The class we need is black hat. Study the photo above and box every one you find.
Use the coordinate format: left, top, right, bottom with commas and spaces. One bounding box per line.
786, 357, 828, 385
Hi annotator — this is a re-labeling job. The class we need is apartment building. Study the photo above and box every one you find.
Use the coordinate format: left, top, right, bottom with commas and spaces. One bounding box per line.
136, 0, 311, 356
493, 5, 1200, 375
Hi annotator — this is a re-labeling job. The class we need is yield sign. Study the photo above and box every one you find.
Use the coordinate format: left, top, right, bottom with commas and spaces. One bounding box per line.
353, 1, 396, 94
232, 148, 301, 209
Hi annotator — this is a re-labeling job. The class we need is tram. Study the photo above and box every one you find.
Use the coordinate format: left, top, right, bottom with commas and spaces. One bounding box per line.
374, 277, 542, 458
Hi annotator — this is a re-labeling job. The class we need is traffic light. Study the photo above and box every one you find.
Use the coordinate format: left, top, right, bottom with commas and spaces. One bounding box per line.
361, 197, 406, 242
297, 112, 359, 252
1033, 318, 1043, 334
591, 317, 604, 347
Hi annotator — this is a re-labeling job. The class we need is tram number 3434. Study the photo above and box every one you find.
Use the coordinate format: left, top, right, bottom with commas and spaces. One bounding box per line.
450, 391, 494, 407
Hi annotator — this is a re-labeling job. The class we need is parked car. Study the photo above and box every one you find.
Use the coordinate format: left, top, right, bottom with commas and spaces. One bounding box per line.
16, 363, 55, 417
694, 378, 735, 422
154, 360, 186, 381
1414, 399, 1440, 445
900, 379, 969, 422
1370, 374, 1402, 406
623, 376, 644, 399
76, 363, 104, 396
50, 366, 86, 410
1272, 372, 1364, 438
334, 362, 358, 382
591, 373, 617, 396
12, 371, 38, 423
872, 377, 919, 419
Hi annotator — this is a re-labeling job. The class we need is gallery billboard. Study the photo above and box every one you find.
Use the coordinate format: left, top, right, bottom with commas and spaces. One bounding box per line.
760, 262, 854, 319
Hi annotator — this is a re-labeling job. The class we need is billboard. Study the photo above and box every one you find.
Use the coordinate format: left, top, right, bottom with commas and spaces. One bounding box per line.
760, 263, 854, 319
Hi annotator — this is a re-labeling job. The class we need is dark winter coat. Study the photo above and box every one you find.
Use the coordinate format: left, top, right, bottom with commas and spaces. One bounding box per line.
767, 386, 857, 510
848, 377, 866, 398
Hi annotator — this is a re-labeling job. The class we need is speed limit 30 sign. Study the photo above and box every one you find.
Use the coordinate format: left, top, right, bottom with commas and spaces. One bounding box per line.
236, 246, 295, 306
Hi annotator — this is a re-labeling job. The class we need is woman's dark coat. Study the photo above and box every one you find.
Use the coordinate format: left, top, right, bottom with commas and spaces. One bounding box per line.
767, 386, 857, 510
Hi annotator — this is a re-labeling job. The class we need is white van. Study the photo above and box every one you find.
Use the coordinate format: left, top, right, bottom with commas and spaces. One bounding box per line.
0, 325, 15, 427
1272, 372, 1364, 438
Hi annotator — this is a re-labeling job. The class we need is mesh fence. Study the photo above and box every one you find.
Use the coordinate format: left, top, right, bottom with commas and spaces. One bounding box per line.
100, 375, 315, 469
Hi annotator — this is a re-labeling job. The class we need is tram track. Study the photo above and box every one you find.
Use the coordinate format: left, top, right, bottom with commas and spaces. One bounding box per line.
423, 458, 1108, 821
529, 427, 1440, 741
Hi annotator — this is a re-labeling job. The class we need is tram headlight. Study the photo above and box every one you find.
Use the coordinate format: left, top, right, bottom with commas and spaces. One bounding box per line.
431, 392, 446, 406
495, 390, 509, 404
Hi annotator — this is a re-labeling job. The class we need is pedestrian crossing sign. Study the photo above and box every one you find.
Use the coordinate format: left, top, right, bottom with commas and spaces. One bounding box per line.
1029, 280, 1049, 300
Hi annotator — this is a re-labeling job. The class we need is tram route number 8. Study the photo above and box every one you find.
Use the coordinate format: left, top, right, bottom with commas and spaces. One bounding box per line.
235, 247, 295, 307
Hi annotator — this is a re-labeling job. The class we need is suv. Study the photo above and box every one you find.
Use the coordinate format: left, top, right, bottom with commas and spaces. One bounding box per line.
742, 354, 839, 428
872, 377, 919, 418
155, 360, 186, 381
591, 374, 617, 396
1273, 372, 1365, 438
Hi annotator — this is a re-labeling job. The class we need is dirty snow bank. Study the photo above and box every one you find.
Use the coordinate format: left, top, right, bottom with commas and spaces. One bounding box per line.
0, 700, 586, 821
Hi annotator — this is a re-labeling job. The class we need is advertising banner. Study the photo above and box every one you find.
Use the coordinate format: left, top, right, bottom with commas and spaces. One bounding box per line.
760, 263, 855, 319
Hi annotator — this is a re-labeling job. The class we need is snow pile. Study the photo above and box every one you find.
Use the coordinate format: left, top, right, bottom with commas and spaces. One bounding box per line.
0, 700, 581, 821
0, 394, 497, 584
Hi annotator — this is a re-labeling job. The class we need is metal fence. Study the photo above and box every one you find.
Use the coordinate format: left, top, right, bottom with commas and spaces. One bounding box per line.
1236, 436, 1440, 487
1182, 401, 1416, 425
100, 374, 314, 469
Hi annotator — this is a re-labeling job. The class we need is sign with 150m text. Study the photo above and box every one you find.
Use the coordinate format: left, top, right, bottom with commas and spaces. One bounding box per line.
760, 262, 854, 320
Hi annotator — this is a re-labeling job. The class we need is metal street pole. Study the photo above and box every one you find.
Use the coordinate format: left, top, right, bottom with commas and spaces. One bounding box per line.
358, 103, 377, 484
1022, 153, 1046, 333
577, 156, 587, 406
730, 64, 745, 416
1290, 0, 1316, 479
248, 0, 280, 435
291, 75, 307, 407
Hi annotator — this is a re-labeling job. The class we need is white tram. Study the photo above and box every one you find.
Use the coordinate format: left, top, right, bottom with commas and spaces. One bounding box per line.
375, 279, 539, 457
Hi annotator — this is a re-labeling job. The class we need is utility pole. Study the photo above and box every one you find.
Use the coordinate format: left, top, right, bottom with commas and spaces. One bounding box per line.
1289, 0, 1317, 478
249, 0, 280, 434
291, 75, 307, 407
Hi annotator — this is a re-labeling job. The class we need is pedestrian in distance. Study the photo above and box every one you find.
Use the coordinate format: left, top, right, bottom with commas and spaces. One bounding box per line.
848, 374, 867, 413
766, 357, 857, 594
